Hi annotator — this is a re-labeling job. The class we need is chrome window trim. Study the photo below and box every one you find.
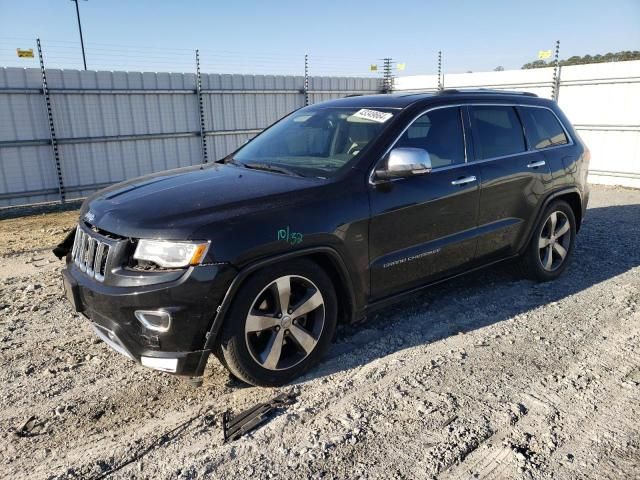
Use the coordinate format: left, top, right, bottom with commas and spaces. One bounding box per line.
464, 103, 575, 155
369, 102, 574, 185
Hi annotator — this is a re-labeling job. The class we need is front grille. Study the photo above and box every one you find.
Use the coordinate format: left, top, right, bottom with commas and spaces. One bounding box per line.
71, 225, 112, 282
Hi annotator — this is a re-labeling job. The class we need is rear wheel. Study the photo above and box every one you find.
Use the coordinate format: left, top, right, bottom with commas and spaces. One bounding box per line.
522, 200, 576, 281
219, 259, 337, 386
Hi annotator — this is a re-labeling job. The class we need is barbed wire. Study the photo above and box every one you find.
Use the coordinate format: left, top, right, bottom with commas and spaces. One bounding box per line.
0, 36, 421, 77
0, 35, 542, 76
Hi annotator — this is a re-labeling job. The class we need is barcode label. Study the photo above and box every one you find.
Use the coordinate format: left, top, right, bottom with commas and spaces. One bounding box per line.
351, 109, 393, 123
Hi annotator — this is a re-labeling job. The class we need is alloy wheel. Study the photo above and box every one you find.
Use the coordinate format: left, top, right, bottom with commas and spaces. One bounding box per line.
538, 211, 571, 272
244, 275, 325, 371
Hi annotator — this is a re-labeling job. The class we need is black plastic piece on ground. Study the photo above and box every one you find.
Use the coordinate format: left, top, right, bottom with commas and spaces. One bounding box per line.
52, 229, 75, 259
223, 392, 297, 443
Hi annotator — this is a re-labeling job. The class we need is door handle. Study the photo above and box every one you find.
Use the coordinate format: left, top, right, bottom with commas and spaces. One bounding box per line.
527, 160, 546, 169
451, 175, 477, 186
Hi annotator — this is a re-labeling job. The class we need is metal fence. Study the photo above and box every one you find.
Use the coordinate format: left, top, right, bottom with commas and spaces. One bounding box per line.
3, 58, 639, 208
0, 67, 380, 207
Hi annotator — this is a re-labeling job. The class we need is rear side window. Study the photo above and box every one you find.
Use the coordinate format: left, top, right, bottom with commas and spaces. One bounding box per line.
471, 106, 526, 160
519, 106, 569, 149
395, 107, 465, 168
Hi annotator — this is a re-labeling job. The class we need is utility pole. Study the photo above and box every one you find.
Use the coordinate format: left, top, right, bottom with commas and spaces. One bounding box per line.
71, 0, 87, 70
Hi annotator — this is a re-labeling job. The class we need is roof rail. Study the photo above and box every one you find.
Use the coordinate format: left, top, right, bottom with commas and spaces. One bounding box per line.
438, 88, 538, 97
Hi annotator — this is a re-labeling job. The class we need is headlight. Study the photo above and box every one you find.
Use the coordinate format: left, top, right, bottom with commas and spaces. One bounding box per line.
133, 239, 210, 268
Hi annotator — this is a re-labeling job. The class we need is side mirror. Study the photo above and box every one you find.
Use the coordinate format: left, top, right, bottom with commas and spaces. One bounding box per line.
375, 147, 432, 180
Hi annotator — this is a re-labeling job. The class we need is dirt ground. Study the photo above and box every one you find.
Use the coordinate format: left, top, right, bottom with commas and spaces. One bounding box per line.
0, 185, 638, 480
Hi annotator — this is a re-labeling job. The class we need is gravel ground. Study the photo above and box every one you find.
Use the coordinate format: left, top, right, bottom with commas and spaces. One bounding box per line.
0, 185, 639, 480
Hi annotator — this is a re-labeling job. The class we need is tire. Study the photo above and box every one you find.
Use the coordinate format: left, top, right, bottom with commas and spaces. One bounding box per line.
218, 259, 337, 387
522, 199, 576, 282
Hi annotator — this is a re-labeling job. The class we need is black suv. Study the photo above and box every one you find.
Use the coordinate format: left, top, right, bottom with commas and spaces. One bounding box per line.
59, 90, 590, 386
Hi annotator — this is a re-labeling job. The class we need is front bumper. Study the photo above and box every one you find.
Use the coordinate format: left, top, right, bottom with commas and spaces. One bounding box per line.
62, 262, 237, 376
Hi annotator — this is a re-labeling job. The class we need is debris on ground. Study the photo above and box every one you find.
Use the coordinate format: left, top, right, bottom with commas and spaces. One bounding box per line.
223, 392, 297, 443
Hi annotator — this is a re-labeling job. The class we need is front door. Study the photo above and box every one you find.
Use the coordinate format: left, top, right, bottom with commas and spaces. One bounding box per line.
368, 106, 480, 299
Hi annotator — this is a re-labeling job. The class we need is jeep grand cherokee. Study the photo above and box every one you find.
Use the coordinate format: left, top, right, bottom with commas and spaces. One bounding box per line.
57, 89, 590, 387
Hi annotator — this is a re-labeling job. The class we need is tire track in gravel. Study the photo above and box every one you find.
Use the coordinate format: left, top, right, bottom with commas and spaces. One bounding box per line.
442, 294, 640, 480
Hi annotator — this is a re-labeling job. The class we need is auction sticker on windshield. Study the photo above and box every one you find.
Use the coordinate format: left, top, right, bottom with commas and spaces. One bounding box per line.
350, 109, 393, 123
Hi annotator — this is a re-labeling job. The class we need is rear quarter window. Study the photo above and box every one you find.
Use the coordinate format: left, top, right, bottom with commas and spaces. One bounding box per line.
471, 106, 526, 160
519, 106, 569, 150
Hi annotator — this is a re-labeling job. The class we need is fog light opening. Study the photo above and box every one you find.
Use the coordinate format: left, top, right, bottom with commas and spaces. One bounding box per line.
141, 356, 178, 373
135, 309, 171, 332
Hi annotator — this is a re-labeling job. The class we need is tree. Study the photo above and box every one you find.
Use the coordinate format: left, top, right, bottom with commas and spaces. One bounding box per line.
522, 60, 550, 69
521, 50, 640, 69
494, 66, 505, 71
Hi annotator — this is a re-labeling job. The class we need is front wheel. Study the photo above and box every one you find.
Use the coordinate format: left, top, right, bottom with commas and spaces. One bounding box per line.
219, 259, 337, 386
522, 200, 576, 282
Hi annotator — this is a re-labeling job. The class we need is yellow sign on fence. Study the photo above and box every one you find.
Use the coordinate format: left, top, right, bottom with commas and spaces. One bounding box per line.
538, 50, 552, 60
16, 48, 34, 58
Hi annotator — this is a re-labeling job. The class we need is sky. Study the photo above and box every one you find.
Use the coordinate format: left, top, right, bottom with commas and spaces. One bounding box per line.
0, 0, 638, 77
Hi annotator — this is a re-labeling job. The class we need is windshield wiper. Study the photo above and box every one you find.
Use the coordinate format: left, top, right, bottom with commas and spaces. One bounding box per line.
224, 157, 242, 166
242, 162, 303, 177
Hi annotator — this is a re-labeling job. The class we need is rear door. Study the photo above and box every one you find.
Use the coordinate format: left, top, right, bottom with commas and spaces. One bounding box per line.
470, 104, 553, 262
368, 106, 481, 299
517, 105, 576, 188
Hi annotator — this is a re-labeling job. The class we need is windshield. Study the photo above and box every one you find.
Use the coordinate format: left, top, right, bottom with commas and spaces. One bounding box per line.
230, 107, 395, 177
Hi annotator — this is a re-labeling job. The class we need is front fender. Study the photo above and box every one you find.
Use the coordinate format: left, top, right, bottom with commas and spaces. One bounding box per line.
192, 245, 360, 378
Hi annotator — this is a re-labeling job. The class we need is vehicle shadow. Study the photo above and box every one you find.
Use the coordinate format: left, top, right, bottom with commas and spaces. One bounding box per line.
303, 202, 640, 382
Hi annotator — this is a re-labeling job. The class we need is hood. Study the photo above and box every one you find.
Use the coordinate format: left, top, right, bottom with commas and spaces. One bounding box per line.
81, 163, 321, 239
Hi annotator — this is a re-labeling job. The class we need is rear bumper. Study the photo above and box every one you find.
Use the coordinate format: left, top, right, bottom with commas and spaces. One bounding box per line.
62, 262, 237, 376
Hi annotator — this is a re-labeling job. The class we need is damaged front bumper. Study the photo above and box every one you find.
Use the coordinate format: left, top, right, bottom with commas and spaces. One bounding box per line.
61, 261, 236, 376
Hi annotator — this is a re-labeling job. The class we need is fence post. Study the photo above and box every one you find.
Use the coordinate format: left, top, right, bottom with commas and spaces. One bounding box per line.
437, 51, 443, 91
552, 40, 560, 101
382, 58, 393, 93
195, 49, 208, 163
304, 54, 309, 106
37, 38, 65, 203
555, 66, 562, 102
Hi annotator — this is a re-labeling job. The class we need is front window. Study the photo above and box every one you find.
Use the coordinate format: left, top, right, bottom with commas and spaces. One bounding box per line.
230, 107, 396, 177
395, 107, 466, 168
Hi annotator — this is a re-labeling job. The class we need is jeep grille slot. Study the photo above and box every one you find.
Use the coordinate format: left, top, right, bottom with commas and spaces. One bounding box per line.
71, 226, 111, 282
